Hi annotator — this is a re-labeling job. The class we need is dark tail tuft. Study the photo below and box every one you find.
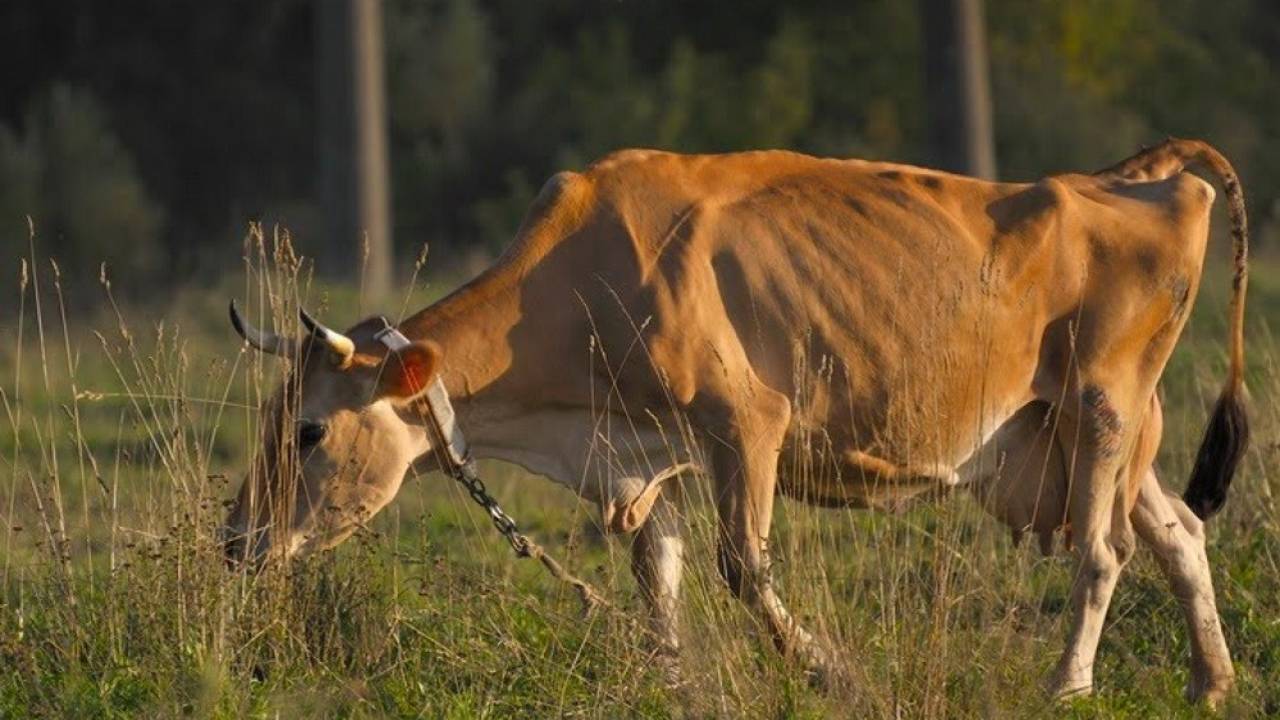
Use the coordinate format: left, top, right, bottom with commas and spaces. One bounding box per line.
1183, 390, 1249, 520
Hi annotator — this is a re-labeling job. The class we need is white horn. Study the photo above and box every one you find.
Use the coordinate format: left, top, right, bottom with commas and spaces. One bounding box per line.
229, 300, 297, 357
299, 307, 355, 363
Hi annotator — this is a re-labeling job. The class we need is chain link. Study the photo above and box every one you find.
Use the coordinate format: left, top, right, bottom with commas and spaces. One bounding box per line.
451, 457, 531, 557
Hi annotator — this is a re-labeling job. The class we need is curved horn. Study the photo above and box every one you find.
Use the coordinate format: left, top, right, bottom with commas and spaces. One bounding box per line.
299, 307, 355, 363
229, 300, 297, 356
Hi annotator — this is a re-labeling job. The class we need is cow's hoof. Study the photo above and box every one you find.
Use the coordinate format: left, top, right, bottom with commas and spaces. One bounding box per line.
656, 652, 685, 691
1045, 673, 1093, 701
1186, 675, 1233, 710
798, 644, 844, 692
803, 666, 836, 693
803, 663, 831, 692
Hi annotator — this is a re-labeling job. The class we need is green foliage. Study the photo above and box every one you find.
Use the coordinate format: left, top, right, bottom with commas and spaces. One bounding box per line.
2, 1, 1278, 280
0, 84, 162, 286
383, 0, 1280, 258
985, 0, 1280, 184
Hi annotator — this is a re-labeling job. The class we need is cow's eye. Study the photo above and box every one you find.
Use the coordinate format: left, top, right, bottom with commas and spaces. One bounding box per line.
298, 421, 327, 449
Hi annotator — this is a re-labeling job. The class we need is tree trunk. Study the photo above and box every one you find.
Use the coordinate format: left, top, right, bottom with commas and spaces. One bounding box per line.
316, 0, 392, 306
920, 0, 997, 180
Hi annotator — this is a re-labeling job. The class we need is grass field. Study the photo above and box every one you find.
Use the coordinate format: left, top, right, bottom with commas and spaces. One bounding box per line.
2, 236, 1278, 718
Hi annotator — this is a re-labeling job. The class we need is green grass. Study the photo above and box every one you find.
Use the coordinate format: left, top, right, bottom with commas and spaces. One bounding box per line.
2, 239, 1278, 718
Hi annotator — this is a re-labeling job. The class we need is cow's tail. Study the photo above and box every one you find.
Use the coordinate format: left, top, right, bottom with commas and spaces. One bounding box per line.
1097, 138, 1248, 521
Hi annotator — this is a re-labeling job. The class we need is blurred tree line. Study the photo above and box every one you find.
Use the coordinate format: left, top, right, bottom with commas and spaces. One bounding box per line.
1, 0, 1278, 294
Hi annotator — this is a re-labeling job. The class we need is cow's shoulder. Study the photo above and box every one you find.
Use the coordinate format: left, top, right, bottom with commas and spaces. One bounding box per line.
496, 170, 597, 270
585, 147, 673, 174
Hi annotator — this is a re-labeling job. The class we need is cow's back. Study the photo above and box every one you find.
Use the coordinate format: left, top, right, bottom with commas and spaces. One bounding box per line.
573, 152, 1051, 460
512, 149, 1212, 472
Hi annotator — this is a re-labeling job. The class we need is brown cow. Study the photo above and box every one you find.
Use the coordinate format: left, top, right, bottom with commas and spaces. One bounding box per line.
224, 138, 1246, 704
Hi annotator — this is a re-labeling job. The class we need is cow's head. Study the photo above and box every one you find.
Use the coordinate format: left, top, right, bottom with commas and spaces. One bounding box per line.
221, 302, 439, 566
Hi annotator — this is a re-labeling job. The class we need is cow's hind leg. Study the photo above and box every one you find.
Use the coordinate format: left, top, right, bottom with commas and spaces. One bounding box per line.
1046, 385, 1140, 698
631, 485, 686, 683
1131, 468, 1235, 706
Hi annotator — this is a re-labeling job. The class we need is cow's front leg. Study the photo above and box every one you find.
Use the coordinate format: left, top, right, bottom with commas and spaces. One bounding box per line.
631, 485, 685, 670
705, 385, 835, 685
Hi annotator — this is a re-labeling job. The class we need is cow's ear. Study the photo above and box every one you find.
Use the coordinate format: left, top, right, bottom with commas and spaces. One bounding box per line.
377, 341, 441, 400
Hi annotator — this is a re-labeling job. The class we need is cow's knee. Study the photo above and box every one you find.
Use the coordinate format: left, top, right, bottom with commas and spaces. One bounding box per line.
1078, 540, 1123, 602
1114, 529, 1136, 567
1111, 512, 1137, 567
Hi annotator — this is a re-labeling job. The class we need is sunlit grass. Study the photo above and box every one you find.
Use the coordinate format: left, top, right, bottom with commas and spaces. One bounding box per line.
2, 231, 1277, 718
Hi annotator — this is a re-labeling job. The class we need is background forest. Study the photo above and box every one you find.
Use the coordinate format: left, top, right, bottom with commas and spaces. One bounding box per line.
2, 0, 1278, 289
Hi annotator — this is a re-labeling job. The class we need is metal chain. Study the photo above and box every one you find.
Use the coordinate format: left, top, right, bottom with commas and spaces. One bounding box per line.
444, 454, 611, 612
449, 457, 531, 557
376, 318, 605, 611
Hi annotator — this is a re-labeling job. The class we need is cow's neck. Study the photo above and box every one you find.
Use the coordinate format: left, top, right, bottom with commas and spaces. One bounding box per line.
395, 263, 578, 481
400, 264, 522, 402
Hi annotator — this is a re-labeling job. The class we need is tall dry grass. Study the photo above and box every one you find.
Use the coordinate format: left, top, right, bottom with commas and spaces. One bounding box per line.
2, 228, 1278, 718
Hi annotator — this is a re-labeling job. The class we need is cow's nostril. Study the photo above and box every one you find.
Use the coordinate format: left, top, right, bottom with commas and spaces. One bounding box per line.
298, 421, 328, 448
